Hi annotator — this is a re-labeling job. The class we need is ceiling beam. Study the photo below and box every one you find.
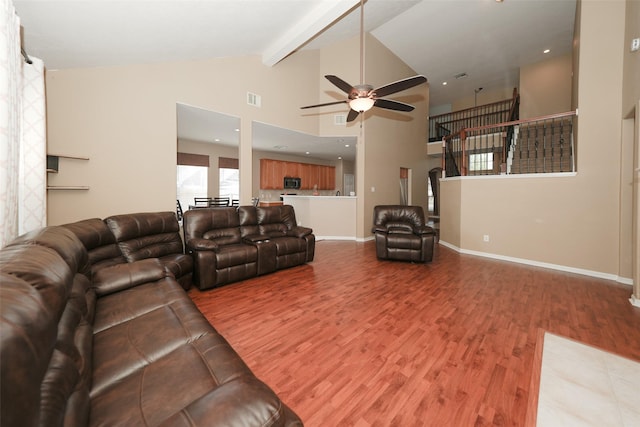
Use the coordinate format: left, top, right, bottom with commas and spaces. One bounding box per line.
262, 0, 359, 67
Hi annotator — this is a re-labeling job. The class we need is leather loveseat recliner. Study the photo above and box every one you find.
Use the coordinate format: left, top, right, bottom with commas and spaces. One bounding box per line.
184, 205, 315, 290
0, 212, 302, 427
372, 205, 436, 263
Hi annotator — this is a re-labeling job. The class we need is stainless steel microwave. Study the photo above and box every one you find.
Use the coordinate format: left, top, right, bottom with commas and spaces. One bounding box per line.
284, 177, 301, 189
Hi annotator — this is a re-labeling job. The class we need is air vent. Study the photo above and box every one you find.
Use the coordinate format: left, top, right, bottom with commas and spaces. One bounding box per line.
334, 114, 347, 126
247, 92, 261, 107
454, 72, 468, 79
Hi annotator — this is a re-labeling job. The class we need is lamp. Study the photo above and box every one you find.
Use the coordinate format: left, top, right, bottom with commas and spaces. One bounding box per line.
349, 97, 375, 112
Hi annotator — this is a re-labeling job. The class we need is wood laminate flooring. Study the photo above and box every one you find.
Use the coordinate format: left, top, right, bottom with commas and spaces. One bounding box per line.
188, 241, 640, 426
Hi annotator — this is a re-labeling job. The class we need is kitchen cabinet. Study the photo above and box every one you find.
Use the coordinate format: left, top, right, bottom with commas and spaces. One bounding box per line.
260, 159, 335, 190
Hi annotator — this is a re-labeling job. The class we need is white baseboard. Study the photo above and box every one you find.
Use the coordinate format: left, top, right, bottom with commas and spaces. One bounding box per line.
438, 240, 634, 286
630, 294, 640, 308
316, 236, 357, 241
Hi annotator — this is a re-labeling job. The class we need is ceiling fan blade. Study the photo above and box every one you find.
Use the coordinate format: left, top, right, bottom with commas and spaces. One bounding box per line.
300, 100, 347, 110
347, 109, 360, 122
373, 75, 427, 98
374, 98, 415, 112
325, 75, 355, 94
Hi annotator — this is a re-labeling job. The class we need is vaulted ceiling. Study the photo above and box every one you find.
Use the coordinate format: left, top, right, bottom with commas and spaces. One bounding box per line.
14, 0, 576, 160
15, 0, 576, 107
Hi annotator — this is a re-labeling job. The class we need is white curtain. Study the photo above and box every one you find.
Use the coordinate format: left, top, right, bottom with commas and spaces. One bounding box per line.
0, 0, 46, 247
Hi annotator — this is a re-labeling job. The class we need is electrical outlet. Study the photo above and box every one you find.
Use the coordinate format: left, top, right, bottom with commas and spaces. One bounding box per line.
632, 38, 640, 52
483, 235, 490, 242
371, 186, 375, 192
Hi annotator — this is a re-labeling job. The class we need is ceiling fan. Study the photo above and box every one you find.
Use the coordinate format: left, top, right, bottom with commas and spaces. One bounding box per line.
301, 0, 427, 122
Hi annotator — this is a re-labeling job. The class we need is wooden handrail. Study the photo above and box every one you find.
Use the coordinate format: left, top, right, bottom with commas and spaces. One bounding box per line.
442, 110, 576, 142
461, 110, 576, 135
442, 109, 577, 177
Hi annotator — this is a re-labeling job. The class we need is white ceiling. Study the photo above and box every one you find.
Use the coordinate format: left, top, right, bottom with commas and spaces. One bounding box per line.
15, 0, 576, 161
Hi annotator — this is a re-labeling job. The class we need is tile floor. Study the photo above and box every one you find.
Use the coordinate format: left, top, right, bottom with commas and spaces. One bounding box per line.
537, 333, 640, 427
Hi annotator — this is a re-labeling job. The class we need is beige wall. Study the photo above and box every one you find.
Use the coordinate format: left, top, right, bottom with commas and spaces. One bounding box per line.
358, 35, 430, 237
622, 0, 640, 116
519, 54, 573, 119
45, 52, 322, 224
451, 87, 515, 112
439, 0, 629, 279
45, 34, 428, 239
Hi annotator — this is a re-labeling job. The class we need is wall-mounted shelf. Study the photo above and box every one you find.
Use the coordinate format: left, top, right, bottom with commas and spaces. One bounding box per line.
46, 154, 89, 173
47, 186, 89, 191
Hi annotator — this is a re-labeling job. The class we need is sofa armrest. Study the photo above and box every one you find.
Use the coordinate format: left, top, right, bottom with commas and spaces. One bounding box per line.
92, 258, 167, 296
186, 237, 220, 251
372, 226, 388, 234
287, 226, 312, 238
416, 226, 435, 236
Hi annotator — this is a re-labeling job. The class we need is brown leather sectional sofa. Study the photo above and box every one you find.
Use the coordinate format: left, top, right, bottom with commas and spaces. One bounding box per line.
184, 205, 315, 289
0, 210, 303, 426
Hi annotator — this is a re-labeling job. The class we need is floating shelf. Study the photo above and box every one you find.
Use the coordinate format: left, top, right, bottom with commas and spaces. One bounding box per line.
47, 186, 89, 190
48, 154, 89, 160
46, 154, 89, 173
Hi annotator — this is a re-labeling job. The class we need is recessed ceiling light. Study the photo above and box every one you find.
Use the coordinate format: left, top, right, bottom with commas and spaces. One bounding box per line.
543, 49, 550, 54
234, 128, 239, 132
338, 156, 342, 160
345, 144, 350, 148
305, 151, 310, 155
442, 82, 447, 86
214, 138, 220, 142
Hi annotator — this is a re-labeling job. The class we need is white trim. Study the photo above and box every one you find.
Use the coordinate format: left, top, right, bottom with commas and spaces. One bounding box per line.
316, 236, 356, 241
441, 172, 577, 181
630, 295, 640, 308
315, 235, 374, 243
439, 240, 633, 285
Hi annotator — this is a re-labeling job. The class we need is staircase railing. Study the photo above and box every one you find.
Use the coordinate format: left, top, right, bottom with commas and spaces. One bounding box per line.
429, 88, 519, 143
442, 110, 577, 177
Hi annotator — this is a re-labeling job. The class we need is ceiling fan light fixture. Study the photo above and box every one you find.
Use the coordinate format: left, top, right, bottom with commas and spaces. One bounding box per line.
349, 97, 375, 112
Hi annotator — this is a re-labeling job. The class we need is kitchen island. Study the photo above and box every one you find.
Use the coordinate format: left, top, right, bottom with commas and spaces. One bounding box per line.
281, 195, 356, 240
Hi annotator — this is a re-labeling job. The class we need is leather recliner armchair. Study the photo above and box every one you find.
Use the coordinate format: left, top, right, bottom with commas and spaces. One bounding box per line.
372, 205, 435, 263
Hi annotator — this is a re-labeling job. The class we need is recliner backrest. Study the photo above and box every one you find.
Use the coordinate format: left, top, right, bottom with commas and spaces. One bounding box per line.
0, 227, 95, 427
238, 206, 259, 237
105, 212, 184, 262
256, 205, 296, 236
373, 205, 425, 232
63, 218, 125, 275
183, 207, 241, 245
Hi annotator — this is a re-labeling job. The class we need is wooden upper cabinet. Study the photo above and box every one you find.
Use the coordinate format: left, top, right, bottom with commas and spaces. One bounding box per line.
260, 159, 336, 190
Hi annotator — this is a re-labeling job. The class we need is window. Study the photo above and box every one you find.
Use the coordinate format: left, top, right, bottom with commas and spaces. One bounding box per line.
218, 157, 239, 201
219, 168, 239, 200
177, 165, 207, 211
427, 177, 434, 213
469, 152, 493, 172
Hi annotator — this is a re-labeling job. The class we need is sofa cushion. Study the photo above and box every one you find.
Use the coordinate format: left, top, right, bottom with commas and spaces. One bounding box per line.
91, 291, 215, 396
92, 277, 187, 333
92, 258, 167, 297
89, 334, 288, 426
